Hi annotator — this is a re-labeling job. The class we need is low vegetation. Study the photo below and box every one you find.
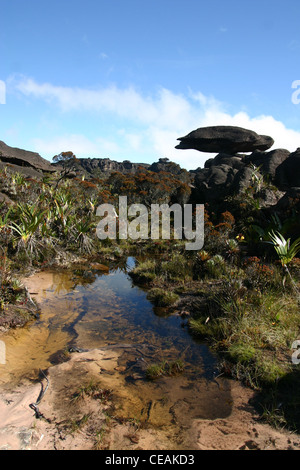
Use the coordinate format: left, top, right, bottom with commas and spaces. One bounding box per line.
146, 359, 185, 380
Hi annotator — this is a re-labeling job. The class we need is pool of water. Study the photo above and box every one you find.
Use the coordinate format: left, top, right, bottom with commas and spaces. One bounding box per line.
0, 258, 235, 447
0, 257, 219, 384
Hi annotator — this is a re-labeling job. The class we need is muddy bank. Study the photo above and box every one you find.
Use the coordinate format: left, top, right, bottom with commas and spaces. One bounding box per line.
1, 347, 299, 451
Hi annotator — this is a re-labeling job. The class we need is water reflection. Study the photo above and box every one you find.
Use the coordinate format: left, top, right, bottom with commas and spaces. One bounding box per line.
0, 258, 218, 389
0, 258, 238, 448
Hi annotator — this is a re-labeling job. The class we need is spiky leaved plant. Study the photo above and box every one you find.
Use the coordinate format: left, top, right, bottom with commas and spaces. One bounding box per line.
268, 230, 300, 299
9, 203, 46, 259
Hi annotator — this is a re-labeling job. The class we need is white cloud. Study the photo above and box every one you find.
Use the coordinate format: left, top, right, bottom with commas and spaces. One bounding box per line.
32, 134, 120, 159
12, 76, 300, 170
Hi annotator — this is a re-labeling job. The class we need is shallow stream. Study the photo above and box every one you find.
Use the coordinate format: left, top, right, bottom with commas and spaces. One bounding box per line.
0, 257, 235, 448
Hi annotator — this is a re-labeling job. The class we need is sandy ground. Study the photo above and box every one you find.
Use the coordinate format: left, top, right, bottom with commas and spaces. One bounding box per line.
0, 347, 299, 451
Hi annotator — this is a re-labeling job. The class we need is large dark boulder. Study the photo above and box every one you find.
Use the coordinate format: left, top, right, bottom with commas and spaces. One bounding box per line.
275, 149, 300, 189
231, 166, 257, 194
204, 153, 245, 170
193, 164, 238, 202
274, 187, 300, 211
176, 126, 274, 154
246, 148, 290, 181
0, 140, 55, 173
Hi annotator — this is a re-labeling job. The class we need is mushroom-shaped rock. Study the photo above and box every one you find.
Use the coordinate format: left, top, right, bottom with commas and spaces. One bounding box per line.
175, 126, 274, 154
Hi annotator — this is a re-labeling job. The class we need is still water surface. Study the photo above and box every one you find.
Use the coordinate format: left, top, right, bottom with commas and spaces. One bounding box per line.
0, 258, 234, 445
0, 258, 218, 384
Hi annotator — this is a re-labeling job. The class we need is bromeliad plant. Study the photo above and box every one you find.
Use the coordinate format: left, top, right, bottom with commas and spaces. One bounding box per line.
74, 219, 96, 254
9, 203, 46, 258
268, 230, 300, 299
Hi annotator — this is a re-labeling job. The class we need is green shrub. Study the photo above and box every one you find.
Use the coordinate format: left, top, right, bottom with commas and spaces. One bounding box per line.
146, 288, 179, 307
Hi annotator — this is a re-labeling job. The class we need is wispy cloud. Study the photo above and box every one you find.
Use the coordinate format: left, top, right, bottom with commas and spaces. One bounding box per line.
10, 75, 300, 169
99, 52, 109, 60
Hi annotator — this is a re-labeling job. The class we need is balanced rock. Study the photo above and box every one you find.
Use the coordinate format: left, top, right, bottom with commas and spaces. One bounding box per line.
176, 126, 274, 154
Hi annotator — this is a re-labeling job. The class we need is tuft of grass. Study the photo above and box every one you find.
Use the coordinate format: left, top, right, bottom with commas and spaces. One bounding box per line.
146, 288, 179, 307
68, 413, 91, 434
146, 359, 184, 380
228, 343, 257, 364
71, 381, 111, 404
160, 254, 192, 282
129, 260, 156, 284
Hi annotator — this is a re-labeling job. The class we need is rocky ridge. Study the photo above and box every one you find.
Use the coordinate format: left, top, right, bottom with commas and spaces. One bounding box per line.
0, 125, 299, 210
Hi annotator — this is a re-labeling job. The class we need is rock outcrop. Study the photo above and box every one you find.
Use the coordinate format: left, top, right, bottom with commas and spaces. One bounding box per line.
0, 141, 55, 173
0, 125, 299, 213
176, 125, 299, 207
148, 158, 191, 183
275, 148, 300, 189
75, 157, 150, 176
245, 148, 290, 181
176, 126, 274, 154
191, 149, 295, 204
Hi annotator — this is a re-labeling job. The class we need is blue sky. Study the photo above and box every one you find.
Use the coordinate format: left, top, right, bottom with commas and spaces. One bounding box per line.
1, 0, 300, 169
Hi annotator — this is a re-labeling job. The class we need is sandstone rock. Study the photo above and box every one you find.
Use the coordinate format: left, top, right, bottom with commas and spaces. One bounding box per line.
204, 153, 245, 170
176, 126, 274, 154
0, 141, 55, 173
0, 161, 46, 179
246, 149, 290, 181
232, 166, 257, 194
274, 187, 300, 211
255, 188, 285, 208
148, 158, 191, 183
0, 192, 13, 205
194, 164, 237, 202
275, 149, 300, 189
